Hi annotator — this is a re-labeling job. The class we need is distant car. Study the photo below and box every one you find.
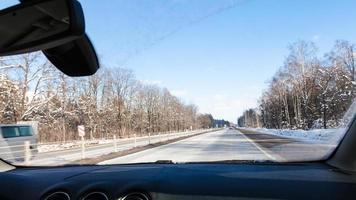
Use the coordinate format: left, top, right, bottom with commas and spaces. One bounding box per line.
0, 124, 38, 162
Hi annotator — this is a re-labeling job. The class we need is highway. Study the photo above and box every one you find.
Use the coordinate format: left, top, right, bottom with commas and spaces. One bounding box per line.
5, 128, 336, 166
101, 128, 335, 164
25, 129, 212, 166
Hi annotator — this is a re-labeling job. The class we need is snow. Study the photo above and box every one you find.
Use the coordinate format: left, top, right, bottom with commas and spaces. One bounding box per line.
243, 128, 346, 144
37, 139, 113, 153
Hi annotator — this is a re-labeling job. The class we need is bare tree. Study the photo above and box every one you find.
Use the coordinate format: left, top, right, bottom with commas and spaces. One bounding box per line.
1, 55, 213, 142
243, 40, 355, 130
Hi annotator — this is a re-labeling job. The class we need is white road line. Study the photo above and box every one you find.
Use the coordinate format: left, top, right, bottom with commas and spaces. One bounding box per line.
236, 130, 285, 162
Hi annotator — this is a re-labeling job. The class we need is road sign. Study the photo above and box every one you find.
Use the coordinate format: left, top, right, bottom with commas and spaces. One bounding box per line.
78, 125, 85, 137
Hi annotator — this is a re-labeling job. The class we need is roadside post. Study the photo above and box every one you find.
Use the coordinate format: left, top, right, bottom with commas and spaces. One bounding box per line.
134, 134, 137, 147
148, 133, 151, 144
78, 125, 85, 159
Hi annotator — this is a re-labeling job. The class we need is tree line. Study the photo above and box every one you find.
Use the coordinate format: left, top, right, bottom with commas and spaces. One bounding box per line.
238, 40, 355, 130
196, 114, 230, 128
0, 53, 217, 142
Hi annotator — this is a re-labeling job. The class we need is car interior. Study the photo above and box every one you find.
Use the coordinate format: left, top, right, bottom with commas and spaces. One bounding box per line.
0, 0, 356, 200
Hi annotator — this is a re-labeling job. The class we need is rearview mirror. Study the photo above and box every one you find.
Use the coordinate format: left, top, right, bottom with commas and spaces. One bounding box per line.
0, 0, 85, 56
43, 34, 100, 76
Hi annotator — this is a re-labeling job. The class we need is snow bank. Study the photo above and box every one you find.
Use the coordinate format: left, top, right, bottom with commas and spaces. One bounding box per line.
245, 128, 346, 144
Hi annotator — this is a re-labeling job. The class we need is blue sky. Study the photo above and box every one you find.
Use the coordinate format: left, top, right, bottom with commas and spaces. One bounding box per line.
2, 0, 356, 122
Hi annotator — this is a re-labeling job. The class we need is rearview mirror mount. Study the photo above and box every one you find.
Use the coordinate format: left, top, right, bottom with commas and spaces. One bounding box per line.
0, 0, 85, 56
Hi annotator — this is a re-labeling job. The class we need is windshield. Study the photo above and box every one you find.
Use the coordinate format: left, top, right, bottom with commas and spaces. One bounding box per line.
0, 0, 355, 166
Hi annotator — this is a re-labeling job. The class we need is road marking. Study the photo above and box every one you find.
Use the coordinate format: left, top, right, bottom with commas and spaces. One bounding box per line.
236, 130, 283, 161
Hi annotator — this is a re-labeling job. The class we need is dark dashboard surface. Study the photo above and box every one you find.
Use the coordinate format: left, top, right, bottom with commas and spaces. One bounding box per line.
0, 162, 356, 200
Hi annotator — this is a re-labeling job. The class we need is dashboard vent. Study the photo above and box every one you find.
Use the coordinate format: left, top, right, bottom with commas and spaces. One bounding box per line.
81, 192, 108, 200
44, 191, 70, 200
119, 192, 150, 200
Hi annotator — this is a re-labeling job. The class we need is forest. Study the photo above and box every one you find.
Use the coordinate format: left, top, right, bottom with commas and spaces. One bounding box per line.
238, 40, 355, 130
0, 53, 216, 142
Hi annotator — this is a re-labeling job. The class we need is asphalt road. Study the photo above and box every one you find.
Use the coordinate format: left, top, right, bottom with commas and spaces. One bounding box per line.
26, 130, 209, 166
101, 128, 336, 164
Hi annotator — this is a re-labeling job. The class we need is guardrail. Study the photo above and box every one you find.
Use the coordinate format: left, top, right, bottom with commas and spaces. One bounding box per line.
0, 128, 219, 165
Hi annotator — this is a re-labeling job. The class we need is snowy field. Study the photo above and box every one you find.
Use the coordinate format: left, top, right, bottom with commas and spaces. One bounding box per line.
241, 127, 346, 144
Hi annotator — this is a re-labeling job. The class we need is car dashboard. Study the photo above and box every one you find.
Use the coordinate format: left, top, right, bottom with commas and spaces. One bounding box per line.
0, 163, 356, 200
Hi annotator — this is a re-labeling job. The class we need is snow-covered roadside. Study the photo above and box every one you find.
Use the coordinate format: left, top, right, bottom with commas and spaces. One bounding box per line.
241, 128, 346, 144
37, 139, 113, 153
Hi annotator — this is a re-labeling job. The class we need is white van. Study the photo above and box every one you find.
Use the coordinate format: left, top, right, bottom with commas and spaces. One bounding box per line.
0, 124, 38, 162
